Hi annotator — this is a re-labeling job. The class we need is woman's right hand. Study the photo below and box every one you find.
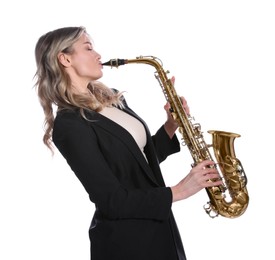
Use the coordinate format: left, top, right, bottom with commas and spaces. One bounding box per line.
171, 160, 223, 202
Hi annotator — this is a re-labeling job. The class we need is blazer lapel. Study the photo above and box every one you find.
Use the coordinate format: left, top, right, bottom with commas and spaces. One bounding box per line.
86, 109, 160, 186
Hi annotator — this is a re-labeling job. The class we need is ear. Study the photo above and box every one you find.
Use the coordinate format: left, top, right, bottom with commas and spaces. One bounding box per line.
58, 53, 71, 68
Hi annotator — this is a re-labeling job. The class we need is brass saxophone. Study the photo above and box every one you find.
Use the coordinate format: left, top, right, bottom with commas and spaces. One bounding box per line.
102, 56, 249, 218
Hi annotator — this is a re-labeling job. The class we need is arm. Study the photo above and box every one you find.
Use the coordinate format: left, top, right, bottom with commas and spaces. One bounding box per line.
53, 111, 172, 221
151, 125, 180, 163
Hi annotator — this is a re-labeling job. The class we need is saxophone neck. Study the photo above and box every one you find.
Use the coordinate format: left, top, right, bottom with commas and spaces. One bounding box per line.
102, 56, 163, 70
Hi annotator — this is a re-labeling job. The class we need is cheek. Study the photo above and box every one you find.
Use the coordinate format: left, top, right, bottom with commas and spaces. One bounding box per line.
84, 60, 103, 79
72, 54, 102, 79
76, 57, 97, 75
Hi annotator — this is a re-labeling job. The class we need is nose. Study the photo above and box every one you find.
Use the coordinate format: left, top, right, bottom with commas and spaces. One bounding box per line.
95, 51, 101, 60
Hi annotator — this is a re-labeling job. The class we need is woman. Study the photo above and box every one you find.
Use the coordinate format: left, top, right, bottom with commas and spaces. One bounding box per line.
34, 26, 222, 260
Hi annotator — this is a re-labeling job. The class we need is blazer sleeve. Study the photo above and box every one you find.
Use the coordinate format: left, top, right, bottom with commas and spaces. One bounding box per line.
53, 111, 172, 221
152, 125, 181, 163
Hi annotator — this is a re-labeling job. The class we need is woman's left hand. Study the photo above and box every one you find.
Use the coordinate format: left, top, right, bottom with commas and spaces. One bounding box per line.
163, 76, 190, 138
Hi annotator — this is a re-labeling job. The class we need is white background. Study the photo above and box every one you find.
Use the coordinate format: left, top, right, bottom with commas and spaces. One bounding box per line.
1, 0, 274, 259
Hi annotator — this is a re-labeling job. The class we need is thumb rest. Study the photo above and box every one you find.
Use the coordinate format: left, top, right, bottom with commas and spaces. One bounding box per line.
102, 56, 249, 218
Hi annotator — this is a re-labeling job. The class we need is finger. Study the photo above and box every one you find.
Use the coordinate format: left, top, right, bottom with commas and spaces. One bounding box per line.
171, 76, 175, 85
205, 178, 223, 187
164, 102, 171, 111
197, 160, 216, 170
203, 168, 219, 176
180, 96, 190, 115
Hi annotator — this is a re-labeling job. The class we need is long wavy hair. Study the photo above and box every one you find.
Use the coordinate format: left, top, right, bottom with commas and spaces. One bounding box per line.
34, 26, 123, 152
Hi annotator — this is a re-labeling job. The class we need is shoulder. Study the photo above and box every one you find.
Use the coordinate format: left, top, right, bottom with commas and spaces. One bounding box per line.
55, 108, 80, 120
53, 109, 97, 135
55, 108, 98, 123
53, 109, 98, 144
54, 109, 81, 129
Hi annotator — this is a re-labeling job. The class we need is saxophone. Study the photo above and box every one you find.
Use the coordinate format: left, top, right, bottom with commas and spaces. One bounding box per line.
102, 56, 249, 218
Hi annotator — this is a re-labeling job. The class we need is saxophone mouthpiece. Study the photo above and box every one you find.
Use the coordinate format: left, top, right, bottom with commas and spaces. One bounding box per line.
102, 59, 127, 68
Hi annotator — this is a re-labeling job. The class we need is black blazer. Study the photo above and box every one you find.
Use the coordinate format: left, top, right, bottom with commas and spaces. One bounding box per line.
53, 104, 186, 260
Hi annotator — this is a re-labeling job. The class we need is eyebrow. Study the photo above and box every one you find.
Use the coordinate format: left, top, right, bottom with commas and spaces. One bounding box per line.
83, 41, 92, 46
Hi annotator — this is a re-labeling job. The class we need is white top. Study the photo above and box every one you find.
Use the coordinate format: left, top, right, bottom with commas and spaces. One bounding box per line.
99, 107, 147, 157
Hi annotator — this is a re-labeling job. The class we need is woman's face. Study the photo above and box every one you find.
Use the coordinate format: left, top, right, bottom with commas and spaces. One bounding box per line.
65, 33, 103, 89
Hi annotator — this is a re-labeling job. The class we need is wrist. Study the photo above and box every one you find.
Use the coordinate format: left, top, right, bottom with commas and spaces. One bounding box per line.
171, 185, 184, 202
164, 121, 178, 139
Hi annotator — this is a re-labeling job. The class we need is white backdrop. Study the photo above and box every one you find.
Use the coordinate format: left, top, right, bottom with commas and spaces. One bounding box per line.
1, 0, 274, 259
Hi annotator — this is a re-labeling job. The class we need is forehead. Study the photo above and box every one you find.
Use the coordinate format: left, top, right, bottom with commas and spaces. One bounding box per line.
74, 33, 92, 47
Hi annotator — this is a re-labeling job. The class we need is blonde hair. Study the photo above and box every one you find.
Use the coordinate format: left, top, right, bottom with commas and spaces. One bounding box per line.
34, 26, 123, 152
